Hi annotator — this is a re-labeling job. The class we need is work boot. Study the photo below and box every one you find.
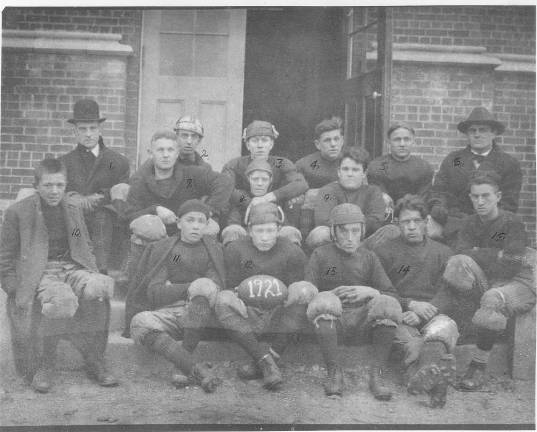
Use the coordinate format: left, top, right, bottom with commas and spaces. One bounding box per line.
407, 354, 456, 408
86, 360, 119, 387
459, 360, 487, 391
369, 366, 392, 401
258, 353, 283, 390
31, 366, 53, 394
190, 363, 221, 393
237, 347, 281, 380
171, 368, 190, 388
323, 365, 344, 396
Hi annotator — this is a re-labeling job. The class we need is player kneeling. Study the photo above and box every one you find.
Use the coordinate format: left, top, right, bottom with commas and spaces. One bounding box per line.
215, 202, 309, 390
305, 203, 403, 400
124, 200, 224, 392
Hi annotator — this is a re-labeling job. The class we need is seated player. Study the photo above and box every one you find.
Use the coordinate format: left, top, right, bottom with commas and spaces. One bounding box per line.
222, 120, 308, 226
119, 129, 232, 279
373, 195, 457, 408
0, 158, 117, 393
430, 172, 535, 390
221, 159, 302, 246
295, 116, 345, 189
305, 203, 403, 400
367, 123, 433, 222
125, 200, 224, 392
214, 202, 309, 390
302, 147, 399, 250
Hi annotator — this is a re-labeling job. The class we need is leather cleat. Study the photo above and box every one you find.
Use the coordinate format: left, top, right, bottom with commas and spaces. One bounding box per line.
86, 361, 119, 387
459, 360, 487, 391
31, 367, 53, 394
237, 347, 281, 381
369, 366, 392, 401
258, 353, 283, 390
407, 354, 456, 408
171, 369, 190, 388
191, 363, 221, 393
324, 366, 344, 396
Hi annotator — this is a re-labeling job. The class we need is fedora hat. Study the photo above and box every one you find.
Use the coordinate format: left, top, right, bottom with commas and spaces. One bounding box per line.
68, 99, 106, 124
457, 107, 505, 135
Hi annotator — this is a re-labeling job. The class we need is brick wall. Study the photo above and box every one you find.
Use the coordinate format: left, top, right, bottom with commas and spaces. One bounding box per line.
393, 5, 535, 55
1, 7, 142, 210
390, 5, 536, 244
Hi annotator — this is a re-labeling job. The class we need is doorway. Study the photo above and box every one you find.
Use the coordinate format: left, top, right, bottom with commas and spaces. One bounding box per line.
242, 8, 345, 162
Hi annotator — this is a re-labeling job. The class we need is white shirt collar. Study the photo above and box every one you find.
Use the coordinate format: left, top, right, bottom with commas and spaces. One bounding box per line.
90, 144, 100, 158
470, 148, 492, 157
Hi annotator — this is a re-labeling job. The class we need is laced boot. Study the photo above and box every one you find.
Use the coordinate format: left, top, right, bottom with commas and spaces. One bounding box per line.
459, 360, 487, 391
31, 365, 53, 393
86, 359, 119, 387
257, 353, 283, 390
190, 363, 221, 393
369, 365, 392, 401
323, 365, 344, 396
237, 347, 280, 380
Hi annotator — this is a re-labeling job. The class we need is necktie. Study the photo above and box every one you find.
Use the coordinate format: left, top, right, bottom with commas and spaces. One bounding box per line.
472, 154, 486, 169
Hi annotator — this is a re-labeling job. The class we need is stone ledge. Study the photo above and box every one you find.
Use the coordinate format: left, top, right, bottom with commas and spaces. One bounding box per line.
2, 29, 133, 56
368, 43, 534, 73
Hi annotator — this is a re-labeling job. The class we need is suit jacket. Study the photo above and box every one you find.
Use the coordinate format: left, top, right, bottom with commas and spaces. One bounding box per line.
0, 194, 98, 310
123, 235, 226, 336
429, 145, 522, 216
61, 138, 130, 203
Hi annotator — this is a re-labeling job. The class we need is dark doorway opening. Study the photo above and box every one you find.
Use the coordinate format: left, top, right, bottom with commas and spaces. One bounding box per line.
242, 7, 345, 162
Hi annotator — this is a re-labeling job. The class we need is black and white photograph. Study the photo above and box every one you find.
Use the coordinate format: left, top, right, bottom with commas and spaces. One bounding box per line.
0, 3, 535, 429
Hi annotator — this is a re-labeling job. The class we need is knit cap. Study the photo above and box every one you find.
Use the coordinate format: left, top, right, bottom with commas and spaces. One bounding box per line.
177, 199, 211, 219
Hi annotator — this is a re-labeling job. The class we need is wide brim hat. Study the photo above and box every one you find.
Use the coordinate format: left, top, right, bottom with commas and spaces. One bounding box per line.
457, 107, 505, 135
68, 99, 106, 124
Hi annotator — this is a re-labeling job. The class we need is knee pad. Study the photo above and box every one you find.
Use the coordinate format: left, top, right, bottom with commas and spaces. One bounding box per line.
204, 218, 220, 237
215, 290, 248, 320
129, 312, 155, 345
285, 281, 318, 307
221, 225, 248, 245
130, 215, 167, 242
110, 183, 130, 201
15, 187, 36, 202
39, 282, 79, 319
422, 314, 459, 352
188, 278, 219, 308
472, 288, 508, 331
279, 226, 302, 246
306, 291, 342, 327
305, 226, 331, 250
80, 273, 115, 300
367, 294, 402, 327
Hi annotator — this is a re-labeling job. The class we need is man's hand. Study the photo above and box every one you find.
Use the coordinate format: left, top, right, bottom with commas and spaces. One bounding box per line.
156, 206, 178, 225
408, 300, 437, 322
332, 285, 379, 305
86, 193, 104, 208
402, 311, 421, 326
287, 194, 305, 209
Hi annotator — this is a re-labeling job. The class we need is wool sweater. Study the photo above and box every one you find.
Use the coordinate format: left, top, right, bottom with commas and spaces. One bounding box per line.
147, 239, 223, 309
305, 243, 398, 300
124, 159, 232, 223
373, 236, 453, 310
429, 145, 522, 216
222, 155, 308, 209
224, 236, 307, 289
309, 182, 385, 236
295, 151, 340, 189
455, 210, 528, 280
367, 154, 434, 202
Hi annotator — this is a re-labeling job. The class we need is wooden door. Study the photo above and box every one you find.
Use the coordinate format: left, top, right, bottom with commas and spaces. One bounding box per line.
343, 7, 392, 158
138, 9, 246, 170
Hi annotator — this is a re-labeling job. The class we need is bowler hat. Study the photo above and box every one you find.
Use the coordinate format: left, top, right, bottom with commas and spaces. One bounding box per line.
68, 99, 106, 124
457, 107, 505, 135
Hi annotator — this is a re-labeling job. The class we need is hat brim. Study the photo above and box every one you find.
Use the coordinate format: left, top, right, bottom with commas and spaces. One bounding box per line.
67, 117, 106, 124
457, 119, 505, 135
